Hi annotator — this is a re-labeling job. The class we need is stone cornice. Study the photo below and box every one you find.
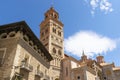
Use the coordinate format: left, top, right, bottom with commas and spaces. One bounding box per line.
0, 21, 53, 61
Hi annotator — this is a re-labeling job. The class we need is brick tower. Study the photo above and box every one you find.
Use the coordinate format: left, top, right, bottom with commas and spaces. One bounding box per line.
40, 7, 64, 80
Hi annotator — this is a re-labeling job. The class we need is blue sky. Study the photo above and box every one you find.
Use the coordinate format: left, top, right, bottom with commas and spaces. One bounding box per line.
0, 0, 120, 66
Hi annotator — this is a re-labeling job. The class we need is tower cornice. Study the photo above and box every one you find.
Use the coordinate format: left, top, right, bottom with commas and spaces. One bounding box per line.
40, 18, 64, 27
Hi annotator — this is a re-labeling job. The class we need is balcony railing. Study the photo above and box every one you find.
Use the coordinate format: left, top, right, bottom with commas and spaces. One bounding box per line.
20, 62, 33, 72
35, 70, 43, 77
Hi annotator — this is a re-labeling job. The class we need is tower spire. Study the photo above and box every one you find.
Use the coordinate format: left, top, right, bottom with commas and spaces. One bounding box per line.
82, 50, 85, 56
81, 50, 87, 62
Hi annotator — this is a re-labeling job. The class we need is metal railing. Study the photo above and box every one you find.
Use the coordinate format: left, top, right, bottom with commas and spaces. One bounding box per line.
35, 70, 43, 77
20, 62, 33, 72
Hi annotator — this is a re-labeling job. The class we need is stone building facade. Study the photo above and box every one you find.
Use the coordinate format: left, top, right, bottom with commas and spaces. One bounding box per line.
0, 21, 53, 80
0, 7, 64, 80
61, 53, 120, 80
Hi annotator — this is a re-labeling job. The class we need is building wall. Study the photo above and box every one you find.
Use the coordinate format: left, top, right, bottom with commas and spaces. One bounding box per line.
0, 22, 52, 80
114, 70, 120, 80
11, 44, 49, 80
72, 67, 86, 80
71, 61, 80, 69
86, 70, 96, 80
0, 32, 19, 80
71, 66, 96, 80
61, 58, 71, 80
102, 64, 116, 80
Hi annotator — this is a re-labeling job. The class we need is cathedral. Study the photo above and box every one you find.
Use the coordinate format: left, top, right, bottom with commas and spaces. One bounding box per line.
0, 7, 120, 80
61, 52, 120, 80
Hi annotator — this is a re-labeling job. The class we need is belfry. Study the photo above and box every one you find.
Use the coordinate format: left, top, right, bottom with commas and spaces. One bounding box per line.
40, 7, 64, 80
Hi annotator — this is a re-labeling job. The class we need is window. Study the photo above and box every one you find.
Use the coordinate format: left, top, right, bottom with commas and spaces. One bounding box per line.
78, 76, 80, 80
45, 29, 48, 33
51, 36, 53, 39
45, 43, 48, 46
0, 48, 6, 67
104, 77, 106, 80
54, 15, 57, 19
46, 36, 48, 39
58, 31, 61, 36
52, 27, 56, 33
53, 48, 56, 53
58, 50, 62, 55
41, 32, 44, 36
45, 15, 48, 19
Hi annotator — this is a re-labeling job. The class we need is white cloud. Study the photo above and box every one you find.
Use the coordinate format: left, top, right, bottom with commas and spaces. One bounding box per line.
90, 0, 99, 10
64, 30, 117, 58
100, 0, 113, 13
85, 0, 113, 15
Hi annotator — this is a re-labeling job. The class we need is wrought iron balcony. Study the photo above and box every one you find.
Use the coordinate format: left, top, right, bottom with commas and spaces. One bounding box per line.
35, 70, 43, 77
20, 61, 33, 72
44, 75, 50, 80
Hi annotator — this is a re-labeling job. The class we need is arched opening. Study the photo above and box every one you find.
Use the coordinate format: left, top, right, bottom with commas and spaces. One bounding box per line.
53, 48, 56, 54
9, 31, 16, 37
58, 50, 61, 55
0, 33, 7, 39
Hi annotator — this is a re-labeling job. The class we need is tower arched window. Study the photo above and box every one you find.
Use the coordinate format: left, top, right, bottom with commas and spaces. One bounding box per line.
52, 27, 56, 33
58, 31, 61, 36
45, 28, 48, 33
58, 50, 62, 55
53, 48, 56, 53
45, 15, 48, 19
54, 15, 57, 19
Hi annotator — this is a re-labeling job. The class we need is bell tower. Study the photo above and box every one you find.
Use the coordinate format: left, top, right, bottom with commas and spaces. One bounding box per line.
96, 54, 104, 63
81, 51, 87, 62
40, 7, 64, 80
